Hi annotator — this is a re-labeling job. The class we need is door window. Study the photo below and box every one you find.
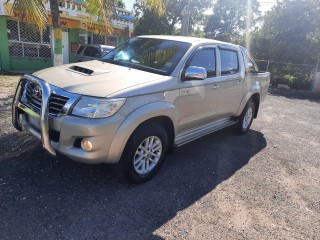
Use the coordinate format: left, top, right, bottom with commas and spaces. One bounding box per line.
84, 46, 100, 57
188, 48, 216, 77
220, 49, 239, 75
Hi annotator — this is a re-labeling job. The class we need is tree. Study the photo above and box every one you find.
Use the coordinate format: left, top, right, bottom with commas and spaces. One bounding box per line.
116, 0, 126, 9
134, 1, 170, 35
10, 0, 164, 66
204, 0, 260, 43
252, 0, 320, 64
251, 0, 320, 89
134, 0, 211, 36
50, 0, 62, 66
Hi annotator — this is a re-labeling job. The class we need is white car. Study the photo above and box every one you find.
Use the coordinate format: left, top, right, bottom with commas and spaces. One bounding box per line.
75, 44, 115, 62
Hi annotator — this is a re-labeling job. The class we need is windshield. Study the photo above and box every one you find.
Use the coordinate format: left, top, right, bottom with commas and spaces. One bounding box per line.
100, 38, 191, 75
102, 47, 114, 54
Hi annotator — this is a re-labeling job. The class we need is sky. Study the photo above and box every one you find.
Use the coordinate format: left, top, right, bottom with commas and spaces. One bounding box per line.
123, 0, 135, 11
123, 0, 277, 14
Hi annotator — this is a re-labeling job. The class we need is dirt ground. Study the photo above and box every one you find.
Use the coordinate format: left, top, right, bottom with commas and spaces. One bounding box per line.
0, 74, 20, 118
0, 75, 20, 99
0, 76, 319, 239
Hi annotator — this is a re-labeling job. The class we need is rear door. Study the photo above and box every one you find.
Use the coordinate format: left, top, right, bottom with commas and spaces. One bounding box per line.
215, 47, 245, 118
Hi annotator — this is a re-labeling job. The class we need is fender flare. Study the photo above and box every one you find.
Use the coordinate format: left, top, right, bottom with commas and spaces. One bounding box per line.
107, 101, 178, 163
236, 88, 261, 116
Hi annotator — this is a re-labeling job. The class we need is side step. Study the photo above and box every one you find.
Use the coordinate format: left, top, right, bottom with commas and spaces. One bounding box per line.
174, 118, 237, 147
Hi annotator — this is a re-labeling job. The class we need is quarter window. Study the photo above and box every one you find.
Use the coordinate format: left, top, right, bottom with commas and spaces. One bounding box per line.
220, 49, 239, 75
188, 49, 216, 77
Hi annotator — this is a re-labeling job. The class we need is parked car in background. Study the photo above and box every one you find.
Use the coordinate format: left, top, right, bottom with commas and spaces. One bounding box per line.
75, 44, 114, 62
12, 36, 270, 183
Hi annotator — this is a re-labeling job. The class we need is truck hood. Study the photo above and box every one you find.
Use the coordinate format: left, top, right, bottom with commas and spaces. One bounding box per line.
32, 60, 164, 97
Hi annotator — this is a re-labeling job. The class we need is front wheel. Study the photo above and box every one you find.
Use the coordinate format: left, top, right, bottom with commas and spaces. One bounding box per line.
116, 122, 168, 183
235, 100, 256, 134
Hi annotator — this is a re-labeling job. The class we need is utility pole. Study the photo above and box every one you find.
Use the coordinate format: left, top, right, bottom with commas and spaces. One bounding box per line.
181, 3, 190, 36
312, 59, 320, 92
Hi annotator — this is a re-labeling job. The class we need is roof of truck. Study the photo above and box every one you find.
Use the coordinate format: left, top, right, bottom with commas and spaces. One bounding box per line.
137, 35, 236, 47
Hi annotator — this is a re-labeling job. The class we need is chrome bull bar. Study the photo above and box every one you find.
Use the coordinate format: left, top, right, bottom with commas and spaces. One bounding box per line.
12, 74, 56, 156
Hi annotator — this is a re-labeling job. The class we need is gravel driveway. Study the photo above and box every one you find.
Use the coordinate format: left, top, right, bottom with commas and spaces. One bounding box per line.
0, 78, 319, 239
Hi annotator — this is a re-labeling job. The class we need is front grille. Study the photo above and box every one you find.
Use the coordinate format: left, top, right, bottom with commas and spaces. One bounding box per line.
49, 93, 69, 115
24, 81, 70, 115
25, 82, 42, 113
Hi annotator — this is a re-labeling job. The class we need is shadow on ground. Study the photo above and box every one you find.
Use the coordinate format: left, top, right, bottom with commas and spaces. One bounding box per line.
0, 127, 266, 239
269, 88, 320, 103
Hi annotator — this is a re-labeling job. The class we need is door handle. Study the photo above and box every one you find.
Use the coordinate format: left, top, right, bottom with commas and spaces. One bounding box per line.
237, 80, 243, 85
212, 84, 219, 90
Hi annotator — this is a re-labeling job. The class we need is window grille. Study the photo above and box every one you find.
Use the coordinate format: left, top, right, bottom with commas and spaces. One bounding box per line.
7, 19, 52, 59
106, 36, 117, 46
92, 34, 105, 44
93, 33, 118, 46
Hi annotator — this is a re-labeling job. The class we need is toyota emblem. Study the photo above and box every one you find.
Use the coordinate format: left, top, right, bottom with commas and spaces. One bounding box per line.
32, 85, 42, 100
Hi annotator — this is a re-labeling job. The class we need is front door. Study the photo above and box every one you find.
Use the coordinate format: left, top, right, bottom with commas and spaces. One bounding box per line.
177, 46, 219, 134
62, 31, 69, 64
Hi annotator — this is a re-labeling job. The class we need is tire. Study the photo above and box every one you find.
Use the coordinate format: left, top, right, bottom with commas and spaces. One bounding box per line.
235, 100, 256, 134
116, 122, 169, 183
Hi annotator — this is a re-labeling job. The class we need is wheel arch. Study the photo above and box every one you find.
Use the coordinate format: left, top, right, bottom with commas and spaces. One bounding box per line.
250, 93, 260, 118
236, 90, 261, 117
135, 116, 175, 153
107, 102, 177, 163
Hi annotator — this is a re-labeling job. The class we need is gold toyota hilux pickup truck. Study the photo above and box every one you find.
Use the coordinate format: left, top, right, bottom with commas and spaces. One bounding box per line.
12, 35, 270, 183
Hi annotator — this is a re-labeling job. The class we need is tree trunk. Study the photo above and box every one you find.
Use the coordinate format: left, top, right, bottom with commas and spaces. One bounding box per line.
49, 0, 63, 66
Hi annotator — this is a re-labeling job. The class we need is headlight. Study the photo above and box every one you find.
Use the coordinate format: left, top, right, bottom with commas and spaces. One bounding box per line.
72, 97, 126, 118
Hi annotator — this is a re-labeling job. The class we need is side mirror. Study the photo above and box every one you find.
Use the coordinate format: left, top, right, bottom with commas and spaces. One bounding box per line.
184, 66, 207, 81
247, 62, 254, 69
95, 53, 101, 58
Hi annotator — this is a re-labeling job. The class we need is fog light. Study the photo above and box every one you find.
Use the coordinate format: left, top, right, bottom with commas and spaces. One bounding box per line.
81, 138, 93, 152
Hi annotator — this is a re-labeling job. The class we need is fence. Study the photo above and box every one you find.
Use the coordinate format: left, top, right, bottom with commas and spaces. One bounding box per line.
255, 59, 318, 90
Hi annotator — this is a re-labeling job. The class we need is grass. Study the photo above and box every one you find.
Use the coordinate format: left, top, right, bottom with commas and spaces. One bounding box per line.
0, 74, 21, 79
0, 82, 16, 87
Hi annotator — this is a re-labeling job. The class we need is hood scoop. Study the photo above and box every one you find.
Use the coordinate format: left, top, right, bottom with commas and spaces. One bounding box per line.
67, 65, 110, 76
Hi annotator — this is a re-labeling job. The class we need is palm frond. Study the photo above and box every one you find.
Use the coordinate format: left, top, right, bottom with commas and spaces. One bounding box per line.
142, 0, 165, 17
85, 0, 114, 35
10, 0, 47, 30
85, 0, 165, 35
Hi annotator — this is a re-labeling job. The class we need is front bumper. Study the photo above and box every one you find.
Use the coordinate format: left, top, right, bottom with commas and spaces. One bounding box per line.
12, 75, 126, 164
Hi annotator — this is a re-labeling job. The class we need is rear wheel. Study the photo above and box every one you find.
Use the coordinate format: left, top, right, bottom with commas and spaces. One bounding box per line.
235, 100, 255, 134
116, 122, 168, 183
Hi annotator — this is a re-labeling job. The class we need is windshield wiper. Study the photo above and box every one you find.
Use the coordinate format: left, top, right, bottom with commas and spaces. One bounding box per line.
100, 59, 168, 75
128, 64, 168, 75
100, 59, 131, 67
